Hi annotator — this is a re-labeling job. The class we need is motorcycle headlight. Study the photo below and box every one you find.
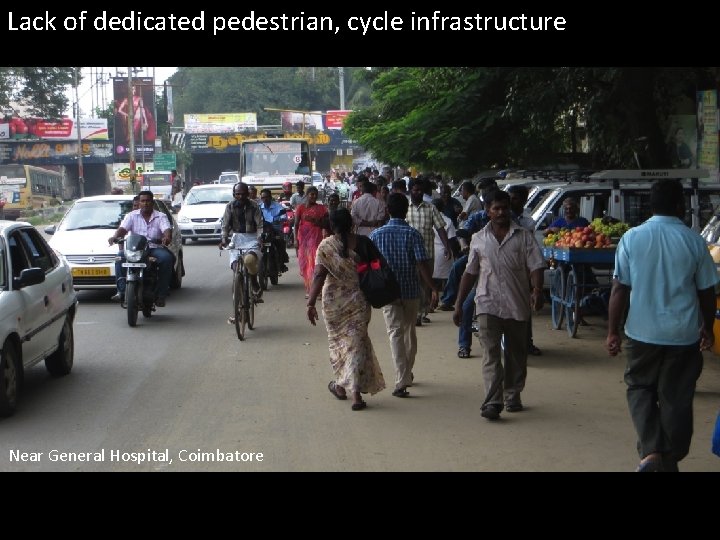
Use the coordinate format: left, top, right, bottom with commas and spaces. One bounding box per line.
125, 249, 143, 263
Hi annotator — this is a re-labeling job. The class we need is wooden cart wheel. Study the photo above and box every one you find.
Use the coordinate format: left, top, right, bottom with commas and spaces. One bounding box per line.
550, 265, 566, 330
565, 267, 581, 338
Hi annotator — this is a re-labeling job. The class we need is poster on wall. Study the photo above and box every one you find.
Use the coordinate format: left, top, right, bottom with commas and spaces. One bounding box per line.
113, 77, 156, 160
697, 90, 719, 181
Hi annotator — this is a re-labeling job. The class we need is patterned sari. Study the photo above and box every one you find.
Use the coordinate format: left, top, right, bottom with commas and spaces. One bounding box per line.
315, 236, 386, 395
296, 203, 329, 293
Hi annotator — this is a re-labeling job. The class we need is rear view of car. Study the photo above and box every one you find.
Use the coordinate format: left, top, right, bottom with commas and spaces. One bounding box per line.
177, 184, 233, 244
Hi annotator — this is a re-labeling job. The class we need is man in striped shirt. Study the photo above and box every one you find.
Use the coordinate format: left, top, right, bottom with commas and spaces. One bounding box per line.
370, 193, 439, 398
406, 178, 449, 325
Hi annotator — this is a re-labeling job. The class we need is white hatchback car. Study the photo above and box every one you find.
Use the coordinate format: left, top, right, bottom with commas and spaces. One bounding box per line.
0, 220, 78, 416
176, 184, 233, 244
45, 195, 185, 292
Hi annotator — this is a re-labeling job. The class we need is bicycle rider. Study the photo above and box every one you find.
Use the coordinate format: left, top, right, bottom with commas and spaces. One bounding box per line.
220, 182, 265, 313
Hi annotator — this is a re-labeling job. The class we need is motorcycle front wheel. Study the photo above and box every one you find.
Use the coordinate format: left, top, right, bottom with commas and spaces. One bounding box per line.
126, 281, 139, 327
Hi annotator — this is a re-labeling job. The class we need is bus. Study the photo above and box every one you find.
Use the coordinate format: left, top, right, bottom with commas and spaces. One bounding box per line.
0, 164, 64, 220
240, 138, 312, 194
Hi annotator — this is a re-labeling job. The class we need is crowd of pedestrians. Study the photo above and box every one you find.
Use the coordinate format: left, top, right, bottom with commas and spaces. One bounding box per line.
274, 169, 717, 471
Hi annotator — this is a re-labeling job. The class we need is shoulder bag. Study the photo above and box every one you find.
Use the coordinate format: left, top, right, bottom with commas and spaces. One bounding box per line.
355, 235, 401, 308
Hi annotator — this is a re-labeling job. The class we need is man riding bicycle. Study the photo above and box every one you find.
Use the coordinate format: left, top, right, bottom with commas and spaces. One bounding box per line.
259, 188, 290, 273
220, 182, 265, 312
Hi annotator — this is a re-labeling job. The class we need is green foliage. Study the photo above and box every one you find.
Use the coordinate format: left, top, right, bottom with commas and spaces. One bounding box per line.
345, 67, 720, 177
0, 67, 75, 118
169, 67, 371, 126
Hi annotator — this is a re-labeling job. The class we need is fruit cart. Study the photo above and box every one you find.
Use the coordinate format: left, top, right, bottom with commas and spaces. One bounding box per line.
543, 247, 616, 337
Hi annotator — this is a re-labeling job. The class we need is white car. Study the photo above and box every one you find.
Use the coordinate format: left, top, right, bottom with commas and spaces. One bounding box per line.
0, 220, 78, 416
176, 184, 233, 244
45, 195, 185, 292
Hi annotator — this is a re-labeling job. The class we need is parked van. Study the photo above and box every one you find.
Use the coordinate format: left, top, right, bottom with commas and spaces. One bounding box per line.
531, 169, 719, 243
141, 170, 174, 206
532, 169, 720, 289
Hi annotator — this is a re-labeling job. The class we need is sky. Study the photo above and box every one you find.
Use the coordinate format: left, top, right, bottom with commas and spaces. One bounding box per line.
69, 67, 177, 118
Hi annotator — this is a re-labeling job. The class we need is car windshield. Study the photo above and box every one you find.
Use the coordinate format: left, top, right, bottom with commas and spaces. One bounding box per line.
185, 189, 233, 205
58, 200, 135, 231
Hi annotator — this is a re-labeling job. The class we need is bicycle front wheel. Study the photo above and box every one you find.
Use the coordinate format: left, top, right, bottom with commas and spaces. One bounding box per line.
233, 268, 246, 340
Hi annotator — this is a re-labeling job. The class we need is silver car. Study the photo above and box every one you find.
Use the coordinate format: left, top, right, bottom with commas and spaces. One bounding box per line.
176, 184, 233, 244
0, 220, 78, 416
45, 195, 185, 292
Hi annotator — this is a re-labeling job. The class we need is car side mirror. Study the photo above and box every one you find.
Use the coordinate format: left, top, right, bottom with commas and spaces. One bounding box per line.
44, 224, 56, 235
14, 267, 45, 289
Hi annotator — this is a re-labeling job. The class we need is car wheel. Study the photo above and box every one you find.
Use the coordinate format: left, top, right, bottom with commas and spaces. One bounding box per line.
170, 252, 184, 289
45, 316, 74, 377
0, 341, 20, 417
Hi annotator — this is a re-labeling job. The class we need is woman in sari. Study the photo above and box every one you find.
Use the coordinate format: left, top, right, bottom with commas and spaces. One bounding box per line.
306, 208, 386, 410
294, 186, 328, 297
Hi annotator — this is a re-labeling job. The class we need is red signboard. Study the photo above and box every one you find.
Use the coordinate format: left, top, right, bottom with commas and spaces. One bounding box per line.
325, 110, 351, 130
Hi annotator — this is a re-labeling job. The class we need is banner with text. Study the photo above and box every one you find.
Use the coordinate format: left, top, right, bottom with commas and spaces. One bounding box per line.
184, 113, 257, 133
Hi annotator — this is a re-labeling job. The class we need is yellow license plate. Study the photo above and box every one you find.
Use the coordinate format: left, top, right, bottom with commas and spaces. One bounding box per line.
72, 267, 110, 277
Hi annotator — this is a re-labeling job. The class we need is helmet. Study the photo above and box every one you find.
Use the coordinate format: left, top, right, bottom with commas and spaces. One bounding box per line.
282, 181, 292, 190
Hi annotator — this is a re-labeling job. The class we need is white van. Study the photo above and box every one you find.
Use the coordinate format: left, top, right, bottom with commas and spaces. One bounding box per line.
532, 169, 719, 241
216, 171, 239, 185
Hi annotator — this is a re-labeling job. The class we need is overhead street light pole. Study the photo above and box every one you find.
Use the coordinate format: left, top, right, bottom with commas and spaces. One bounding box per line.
74, 67, 85, 198
127, 67, 137, 193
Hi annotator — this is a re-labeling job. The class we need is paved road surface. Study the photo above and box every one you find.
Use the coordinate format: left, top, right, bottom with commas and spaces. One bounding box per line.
1, 240, 718, 471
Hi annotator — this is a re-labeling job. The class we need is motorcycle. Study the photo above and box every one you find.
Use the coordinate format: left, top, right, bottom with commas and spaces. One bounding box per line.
115, 233, 161, 327
279, 200, 295, 248
258, 230, 281, 290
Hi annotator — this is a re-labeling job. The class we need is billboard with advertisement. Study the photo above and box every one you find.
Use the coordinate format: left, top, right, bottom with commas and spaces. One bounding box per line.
183, 113, 257, 133
280, 111, 324, 132
113, 77, 156, 160
324, 110, 351, 130
0, 117, 108, 140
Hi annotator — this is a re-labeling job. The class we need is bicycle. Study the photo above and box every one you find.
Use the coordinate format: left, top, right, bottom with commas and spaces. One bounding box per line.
221, 245, 259, 340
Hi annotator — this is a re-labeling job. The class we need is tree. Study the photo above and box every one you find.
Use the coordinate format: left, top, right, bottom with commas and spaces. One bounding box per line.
344, 67, 720, 177
168, 67, 371, 126
0, 67, 76, 118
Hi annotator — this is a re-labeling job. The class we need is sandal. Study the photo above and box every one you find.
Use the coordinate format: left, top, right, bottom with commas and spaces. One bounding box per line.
351, 400, 367, 411
457, 347, 471, 358
328, 381, 347, 400
392, 387, 410, 398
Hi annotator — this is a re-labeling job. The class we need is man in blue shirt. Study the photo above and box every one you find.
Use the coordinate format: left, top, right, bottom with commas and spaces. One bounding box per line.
370, 193, 439, 398
607, 179, 718, 472
259, 188, 289, 273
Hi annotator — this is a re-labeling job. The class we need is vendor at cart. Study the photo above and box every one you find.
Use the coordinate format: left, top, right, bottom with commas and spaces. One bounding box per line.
544, 198, 590, 236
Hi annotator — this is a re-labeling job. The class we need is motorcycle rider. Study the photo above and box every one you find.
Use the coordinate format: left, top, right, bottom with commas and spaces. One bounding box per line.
278, 181, 293, 203
220, 182, 265, 308
111, 195, 140, 303
259, 188, 289, 273
108, 190, 173, 307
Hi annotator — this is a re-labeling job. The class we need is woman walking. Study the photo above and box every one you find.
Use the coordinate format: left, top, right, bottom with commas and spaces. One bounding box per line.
306, 208, 386, 410
295, 186, 328, 297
